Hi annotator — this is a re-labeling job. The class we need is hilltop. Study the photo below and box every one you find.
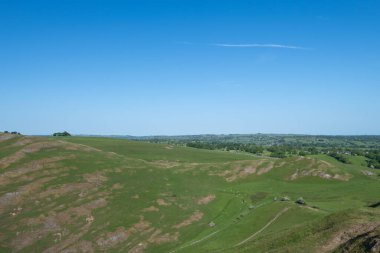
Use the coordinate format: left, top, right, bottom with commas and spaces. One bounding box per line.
0, 133, 379, 252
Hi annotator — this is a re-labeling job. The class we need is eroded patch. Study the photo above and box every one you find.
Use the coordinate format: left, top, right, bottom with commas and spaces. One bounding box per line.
211, 160, 275, 182
156, 199, 171, 206
96, 216, 178, 252
150, 160, 181, 169
173, 211, 204, 229
197, 195, 216, 205
11, 198, 107, 251
0, 177, 54, 212
143, 206, 159, 212
289, 168, 350, 181
83, 172, 108, 184
97, 227, 131, 249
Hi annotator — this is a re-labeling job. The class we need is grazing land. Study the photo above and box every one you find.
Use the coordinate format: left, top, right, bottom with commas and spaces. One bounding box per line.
0, 133, 379, 252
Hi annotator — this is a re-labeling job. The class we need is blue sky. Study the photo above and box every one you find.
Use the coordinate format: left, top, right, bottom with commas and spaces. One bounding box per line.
1, 0, 379, 135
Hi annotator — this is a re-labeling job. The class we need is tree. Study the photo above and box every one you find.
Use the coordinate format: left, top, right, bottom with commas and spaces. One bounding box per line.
53, 131, 71, 137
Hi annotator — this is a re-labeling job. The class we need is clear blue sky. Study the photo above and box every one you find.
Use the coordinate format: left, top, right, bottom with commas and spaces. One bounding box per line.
1, 0, 379, 135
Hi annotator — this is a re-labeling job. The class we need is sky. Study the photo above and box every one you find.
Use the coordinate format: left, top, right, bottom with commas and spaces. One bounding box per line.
1, 0, 380, 136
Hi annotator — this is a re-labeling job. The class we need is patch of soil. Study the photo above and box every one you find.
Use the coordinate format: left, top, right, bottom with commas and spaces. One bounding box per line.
151, 160, 181, 169
128, 242, 147, 253
12, 198, 107, 251
132, 217, 152, 234
38, 182, 94, 199
111, 183, 124, 190
0, 141, 65, 168
197, 195, 216, 205
289, 168, 350, 181
0, 140, 101, 169
83, 172, 107, 185
156, 199, 171, 206
96, 227, 131, 249
143, 206, 159, 212
319, 160, 334, 168
96, 215, 178, 252
61, 240, 94, 253
0, 177, 54, 213
257, 163, 275, 175
11, 216, 62, 250
219, 160, 275, 182
0, 155, 72, 186
42, 224, 92, 253
173, 211, 204, 229
147, 229, 179, 244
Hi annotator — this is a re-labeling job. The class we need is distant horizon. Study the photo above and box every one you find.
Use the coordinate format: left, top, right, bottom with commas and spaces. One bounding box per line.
9, 131, 380, 137
1, 1, 380, 135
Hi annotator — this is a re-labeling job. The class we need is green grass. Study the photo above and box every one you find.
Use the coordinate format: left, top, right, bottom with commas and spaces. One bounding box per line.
0, 134, 379, 253
61, 136, 257, 162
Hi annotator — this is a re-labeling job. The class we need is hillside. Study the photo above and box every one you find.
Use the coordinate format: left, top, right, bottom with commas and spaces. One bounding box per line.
0, 133, 379, 253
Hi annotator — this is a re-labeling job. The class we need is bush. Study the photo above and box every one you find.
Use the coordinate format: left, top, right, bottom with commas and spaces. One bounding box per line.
295, 197, 306, 205
53, 131, 71, 137
329, 152, 350, 164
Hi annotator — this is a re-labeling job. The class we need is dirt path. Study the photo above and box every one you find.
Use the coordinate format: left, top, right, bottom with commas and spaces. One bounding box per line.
168, 229, 223, 253
169, 202, 275, 253
234, 207, 290, 247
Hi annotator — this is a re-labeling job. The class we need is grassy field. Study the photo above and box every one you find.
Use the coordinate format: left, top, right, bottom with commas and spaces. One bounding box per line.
0, 134, 379, 253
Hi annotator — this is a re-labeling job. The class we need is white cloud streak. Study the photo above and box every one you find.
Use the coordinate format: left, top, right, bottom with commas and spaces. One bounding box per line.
214, 43, 307, 49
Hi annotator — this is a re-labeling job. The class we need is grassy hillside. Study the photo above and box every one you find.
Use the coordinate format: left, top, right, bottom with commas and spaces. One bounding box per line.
0, 134, 379, 253
61, 136, 257, 162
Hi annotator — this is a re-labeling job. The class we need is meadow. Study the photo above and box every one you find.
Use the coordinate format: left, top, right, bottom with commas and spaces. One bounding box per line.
0, 133, 379, 252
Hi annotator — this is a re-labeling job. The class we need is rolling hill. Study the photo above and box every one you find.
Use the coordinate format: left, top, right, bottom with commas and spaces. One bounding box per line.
0, 133, 379, 253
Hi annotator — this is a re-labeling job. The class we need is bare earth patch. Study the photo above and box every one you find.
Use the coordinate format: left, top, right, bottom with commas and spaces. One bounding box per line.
0, 141, 65, 168
212, 160, 275, 182
197, 195, 216, 205
96, 227, 131, 249
95, 216, 178, 252
42, 223, 93, 253
151, 160, 181, 169
143, 206, 159, 212
0, 155, 74, 186
112, 183, 124, 189
147, 230, 179, 244
61, 240, 94, 253
287, 157, 350, 181
129, 242, 147, 253
257, 163, 275, 175
173, 211, 204, 229
11, 198, 107, 251
156, 199, 171, 206
289, 169, 351, 181
38, 182, 94, 199
0, 177, 54, 213
83, 172, 108, 185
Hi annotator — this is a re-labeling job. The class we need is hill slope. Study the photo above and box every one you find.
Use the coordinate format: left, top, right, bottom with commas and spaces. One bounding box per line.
0, 134, 379, 252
